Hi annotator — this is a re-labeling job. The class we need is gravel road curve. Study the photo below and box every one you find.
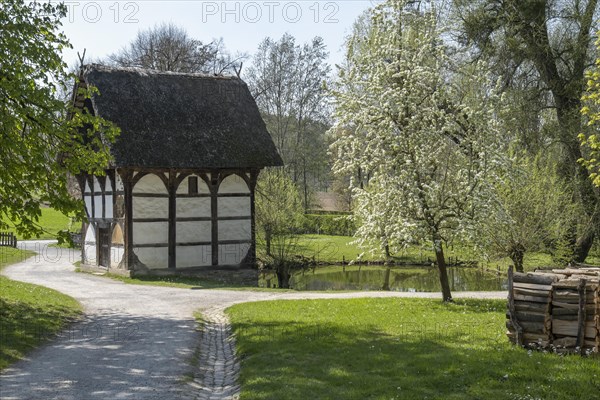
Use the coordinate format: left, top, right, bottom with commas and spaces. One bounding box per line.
0, 241, 507, 399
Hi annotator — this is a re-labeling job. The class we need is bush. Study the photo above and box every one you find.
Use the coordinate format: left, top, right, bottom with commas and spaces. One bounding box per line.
302, 213, 355, 236
259, 255, 316, 289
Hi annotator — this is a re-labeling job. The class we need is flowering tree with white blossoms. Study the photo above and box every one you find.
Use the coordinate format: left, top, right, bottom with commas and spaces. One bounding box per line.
329, 0, 503, 302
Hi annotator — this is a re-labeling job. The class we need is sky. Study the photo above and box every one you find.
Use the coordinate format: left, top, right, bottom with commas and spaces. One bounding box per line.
59, 1, 381, 72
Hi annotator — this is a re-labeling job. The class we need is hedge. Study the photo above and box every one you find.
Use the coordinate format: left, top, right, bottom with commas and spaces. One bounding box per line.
302, 213, 355, 236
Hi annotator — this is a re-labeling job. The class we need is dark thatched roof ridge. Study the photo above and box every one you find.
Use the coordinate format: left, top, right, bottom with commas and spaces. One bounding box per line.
77, 64, 283, 169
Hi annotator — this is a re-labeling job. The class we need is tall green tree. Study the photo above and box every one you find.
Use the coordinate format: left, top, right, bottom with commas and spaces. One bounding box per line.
245, 34, 331, 209
0, 0, 118, 240
108, 23, 245, 75
479, 153, 576, 272
255, 168, 308, 288
581, 32, 600, 187
453, 0, 600, 261
330, 0, 503, 302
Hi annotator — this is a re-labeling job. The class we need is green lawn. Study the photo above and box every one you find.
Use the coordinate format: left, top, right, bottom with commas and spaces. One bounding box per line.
290, 235, 600, 272
2, 207, 73, 240
266, 234, 477, 265
100, 272, 287, 292
0, 247, 82, 370
228, 298, 600, 400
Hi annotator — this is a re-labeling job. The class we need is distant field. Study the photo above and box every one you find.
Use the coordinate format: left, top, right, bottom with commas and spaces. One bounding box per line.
2, 208, 73, 240
268, 234, 600, 273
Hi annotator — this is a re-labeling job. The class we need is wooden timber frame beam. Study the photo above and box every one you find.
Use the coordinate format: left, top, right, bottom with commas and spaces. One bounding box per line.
121, 169, 135, 269
210, 171, 219, 266
168, 169, 177, 269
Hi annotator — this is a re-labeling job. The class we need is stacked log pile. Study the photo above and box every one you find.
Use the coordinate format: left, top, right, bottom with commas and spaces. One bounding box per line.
506, 267, 600, 354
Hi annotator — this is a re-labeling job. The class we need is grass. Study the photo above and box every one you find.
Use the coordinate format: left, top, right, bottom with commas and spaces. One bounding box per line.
2, 207, 72, 240
288, 235, 600, 273
0, 247, 82, 370
90, 271, 289, 292
266, 234, 441, 264
228, 298, 600, 400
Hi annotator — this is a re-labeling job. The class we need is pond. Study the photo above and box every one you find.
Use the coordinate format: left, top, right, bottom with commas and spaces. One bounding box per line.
260, 265, 508, 292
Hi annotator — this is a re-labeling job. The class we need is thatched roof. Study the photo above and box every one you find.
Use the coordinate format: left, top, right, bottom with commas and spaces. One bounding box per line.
76, 64, 283, 169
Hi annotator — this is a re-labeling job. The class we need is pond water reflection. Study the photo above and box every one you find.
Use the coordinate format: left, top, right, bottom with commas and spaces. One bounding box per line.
261, 265, 508, 292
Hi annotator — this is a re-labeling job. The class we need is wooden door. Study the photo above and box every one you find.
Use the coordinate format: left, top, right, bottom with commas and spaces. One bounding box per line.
98, 227, 111, 268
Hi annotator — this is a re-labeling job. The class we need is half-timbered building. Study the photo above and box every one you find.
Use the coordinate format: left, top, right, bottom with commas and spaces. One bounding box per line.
74, 64, 282, 274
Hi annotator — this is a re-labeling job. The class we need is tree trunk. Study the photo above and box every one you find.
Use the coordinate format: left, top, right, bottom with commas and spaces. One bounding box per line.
509, 244, 525, 273
433, 235, 452, 302
276, 268, 290, 289
382, 266, 391, 291
556, 106, 600, 263
303, 157, 309, 212
265, 228, 272, 257
385, 244, 391, 259
573, 229, 596, 263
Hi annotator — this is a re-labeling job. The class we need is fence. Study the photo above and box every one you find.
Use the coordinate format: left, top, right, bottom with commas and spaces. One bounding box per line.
0, 232, 17, 248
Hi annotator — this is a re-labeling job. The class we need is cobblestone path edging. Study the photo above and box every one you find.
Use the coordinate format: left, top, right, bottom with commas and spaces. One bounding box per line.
191, 306, 240, 400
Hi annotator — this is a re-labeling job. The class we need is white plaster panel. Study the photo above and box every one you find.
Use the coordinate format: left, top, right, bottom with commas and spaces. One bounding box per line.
84, 224, 96, 243
83, 225, 96, 264
176, 246, 212, 268
219, 175, 249, 194
177, 174, 210, 194
177, 221, 211, 243
218, 219, 251, 241
93, 195, 103, 219
133, 222, 168, 244
84, 244, 97, 264
176, 198, 211, 218
135, 247, 168, 269
105, 194, 113, 219
115, 174, 124, 191
84, 181, 91, 194
93, 176, 103, 193
218, 197, 250, 217
133, 197, 169, 219
133, 174, 167, 194
110, 246, 124, 268
84, 195, 92, 218
218, 243, 251, 265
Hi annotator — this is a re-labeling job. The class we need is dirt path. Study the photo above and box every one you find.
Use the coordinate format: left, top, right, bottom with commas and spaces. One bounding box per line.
0, 241, 507, 399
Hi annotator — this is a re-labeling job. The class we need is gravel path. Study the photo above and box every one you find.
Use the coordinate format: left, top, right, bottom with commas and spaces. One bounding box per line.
0, 241, 507, 399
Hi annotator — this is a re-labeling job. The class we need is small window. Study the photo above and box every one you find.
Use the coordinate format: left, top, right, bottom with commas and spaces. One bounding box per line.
188, 176, 198, 195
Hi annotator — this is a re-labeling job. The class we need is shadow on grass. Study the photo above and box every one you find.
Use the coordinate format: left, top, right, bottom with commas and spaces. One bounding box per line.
231, 306, 599, 400
0, 298, 81, 369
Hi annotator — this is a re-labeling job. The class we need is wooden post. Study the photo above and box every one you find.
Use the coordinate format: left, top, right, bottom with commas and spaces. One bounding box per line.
122, 169, 135, 270
507, 266, 524, 346
168, 170, 176, 269
576, 278, 587, 354
248, 169, 259, 267
211, 171, 219, 266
